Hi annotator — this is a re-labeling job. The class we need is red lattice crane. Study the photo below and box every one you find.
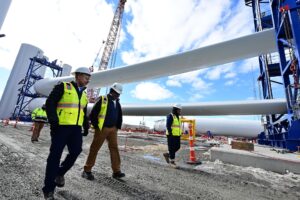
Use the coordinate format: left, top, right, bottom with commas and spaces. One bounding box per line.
88, 0, 126, 102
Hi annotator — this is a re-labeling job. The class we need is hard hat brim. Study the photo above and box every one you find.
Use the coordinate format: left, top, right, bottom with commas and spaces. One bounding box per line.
112, 88, 122, 94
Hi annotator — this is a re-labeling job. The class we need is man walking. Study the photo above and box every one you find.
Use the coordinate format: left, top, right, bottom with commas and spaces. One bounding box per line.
31, 104, 47, 142
163, 104, 182, 168
42, 67, 91, 200
82, 82, 125, 180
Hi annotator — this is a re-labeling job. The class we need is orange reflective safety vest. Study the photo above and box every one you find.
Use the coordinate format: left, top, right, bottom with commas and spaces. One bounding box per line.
57, 82, 88, 126
166, 113, 182, 136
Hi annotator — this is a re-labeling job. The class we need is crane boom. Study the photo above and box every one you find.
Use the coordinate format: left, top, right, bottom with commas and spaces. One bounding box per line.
99, 0, 126, 71
88, 0, 126, 102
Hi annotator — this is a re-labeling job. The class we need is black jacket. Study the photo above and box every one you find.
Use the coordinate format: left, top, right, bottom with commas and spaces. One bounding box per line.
89, 94, 123, 129
45, 81, 89, 131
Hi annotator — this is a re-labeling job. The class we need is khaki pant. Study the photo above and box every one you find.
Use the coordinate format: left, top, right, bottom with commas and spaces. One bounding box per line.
84, 127, 121, 173
31, 122, 44, 141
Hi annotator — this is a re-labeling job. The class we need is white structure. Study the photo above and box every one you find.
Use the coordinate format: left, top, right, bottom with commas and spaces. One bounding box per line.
121, 99, 287, 116
34, 29, 276, 96
154, 118, 262, 138
0, 43, 43, 119
7, 28, 281, 137
61, 64, 72, 77
0, 0, 12, 31
28, 98, 287, 116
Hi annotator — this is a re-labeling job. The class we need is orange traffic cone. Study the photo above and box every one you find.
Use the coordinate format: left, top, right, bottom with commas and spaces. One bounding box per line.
186, 123, 201, 165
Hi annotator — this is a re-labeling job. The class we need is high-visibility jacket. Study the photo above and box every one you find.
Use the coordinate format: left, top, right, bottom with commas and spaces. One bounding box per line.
31, 108, 47, 122
97, 95, 108, 130
56, 82, 88, 126
166, 113, 182, 136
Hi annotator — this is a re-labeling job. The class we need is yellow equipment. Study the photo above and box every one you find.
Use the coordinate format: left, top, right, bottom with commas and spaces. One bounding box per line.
180, 118, 196, 141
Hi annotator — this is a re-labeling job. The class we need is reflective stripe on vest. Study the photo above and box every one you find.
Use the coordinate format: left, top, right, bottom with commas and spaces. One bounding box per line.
56, 82, 88, 126
166, 113, 182, 136
97, 96, 108, 130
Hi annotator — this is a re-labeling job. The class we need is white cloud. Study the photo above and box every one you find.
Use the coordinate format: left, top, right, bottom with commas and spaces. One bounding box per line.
0, 0, 115, 70
0, 0, 277, 125
191, 78, 212, 90
166, 69, 215, 100
166, 79, 182, 87
239, 57, 259, 73
225, 80, 236, 86
131, 82, 173, 101
205, 63, 234, 80
224, 72, 237, 79
188, 93, 204, 102
206, 67, 222, 80
122, 0, 253, 65
167, 69, 213, 91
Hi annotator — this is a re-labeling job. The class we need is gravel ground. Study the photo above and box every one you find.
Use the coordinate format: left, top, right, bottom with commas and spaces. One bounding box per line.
0, 123, 299, 200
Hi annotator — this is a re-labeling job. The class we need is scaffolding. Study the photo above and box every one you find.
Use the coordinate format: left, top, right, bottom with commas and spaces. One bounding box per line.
246, 0, 300, 151
12, 57, 62, 121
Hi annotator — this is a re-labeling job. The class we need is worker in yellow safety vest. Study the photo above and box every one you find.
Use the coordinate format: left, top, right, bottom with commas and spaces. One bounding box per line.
42, 67, 91, 200
163, 104, 182, 168
31, 104, 47, 142
82, 82, 125, 180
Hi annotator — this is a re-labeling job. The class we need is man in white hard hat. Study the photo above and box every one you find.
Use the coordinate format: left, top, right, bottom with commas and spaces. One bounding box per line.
82, 82, 125, 180
42, 67, 91, 199
163, 104, 182, 168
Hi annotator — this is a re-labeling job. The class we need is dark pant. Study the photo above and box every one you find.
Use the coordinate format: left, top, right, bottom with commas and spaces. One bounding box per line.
167, 135, 181, 160
42, 126, 82, 193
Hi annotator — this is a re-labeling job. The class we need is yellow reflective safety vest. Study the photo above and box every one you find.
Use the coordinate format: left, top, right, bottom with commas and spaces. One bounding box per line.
57, 82, 88, 126
97, 95, 108, 130
31, 108, 47, 122
166, 113, 182, 136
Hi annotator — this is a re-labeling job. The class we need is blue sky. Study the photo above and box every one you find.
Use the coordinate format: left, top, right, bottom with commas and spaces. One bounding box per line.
0, 0, 284, 125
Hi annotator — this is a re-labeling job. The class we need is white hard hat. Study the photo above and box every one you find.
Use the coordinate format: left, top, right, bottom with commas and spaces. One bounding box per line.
71, 67, 91, 76
173, 103, 182, 110
111, 82, 123, 94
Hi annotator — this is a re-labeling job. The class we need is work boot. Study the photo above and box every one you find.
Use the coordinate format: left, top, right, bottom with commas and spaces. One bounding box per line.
43, 191, 55, 200
112, 171, 125, 179
163, 153, 170, 163
54, 176, 65, 187
31, 138, 38, 143
169, 161, 178, 169
82, 171, 95, 180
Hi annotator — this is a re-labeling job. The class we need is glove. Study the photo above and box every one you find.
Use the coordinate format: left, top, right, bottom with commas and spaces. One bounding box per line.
82, 129, 89, 136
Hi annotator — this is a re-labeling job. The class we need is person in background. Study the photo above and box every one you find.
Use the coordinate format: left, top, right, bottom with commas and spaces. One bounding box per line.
42, 67, 91, 200
207, 130, 213, 139
82, 82, 125, 180
31, 104, 47, 142
163, 104, 182, 168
